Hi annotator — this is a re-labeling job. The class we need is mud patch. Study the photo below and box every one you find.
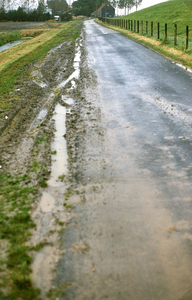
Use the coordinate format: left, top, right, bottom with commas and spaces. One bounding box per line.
28, 35, 83, 298
0, 22, 83, 299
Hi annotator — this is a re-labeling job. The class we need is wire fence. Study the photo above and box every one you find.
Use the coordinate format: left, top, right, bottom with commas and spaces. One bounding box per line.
99, 18, 192, 51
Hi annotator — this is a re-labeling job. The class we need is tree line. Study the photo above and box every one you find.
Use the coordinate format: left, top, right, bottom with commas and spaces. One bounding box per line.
72, 0, 143, 16
0, 0, 69, 22
115, 0, 142, 14
0, 0, 143, 21
0, 6, 50, 22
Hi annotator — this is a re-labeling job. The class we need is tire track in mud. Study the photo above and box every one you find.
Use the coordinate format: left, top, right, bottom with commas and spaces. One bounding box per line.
0, 28, 84, 299
0, 37, 76, 172
27, 36, 85, 298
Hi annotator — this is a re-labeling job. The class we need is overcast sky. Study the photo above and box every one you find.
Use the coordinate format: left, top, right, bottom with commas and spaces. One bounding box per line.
117, 0, 169, 15
138, 0, 168, 10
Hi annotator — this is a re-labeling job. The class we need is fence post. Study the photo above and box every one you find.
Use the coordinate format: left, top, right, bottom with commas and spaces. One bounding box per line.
131, 20, 133, 31
146, 21, 148, 35
151, 22, 153, 37
128, 19, 130, 30
157, 22, 160, 39
165, 23, 167, 42
141, 20, 143, 34
186, 25, 189, 49
174, 24, 177, 46
137, 20, 139, 33
134, 20, 136, 32
126, 19, 128, 30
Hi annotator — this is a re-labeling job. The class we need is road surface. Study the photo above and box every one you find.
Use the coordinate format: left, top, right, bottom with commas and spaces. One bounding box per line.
55, 20, 192, 300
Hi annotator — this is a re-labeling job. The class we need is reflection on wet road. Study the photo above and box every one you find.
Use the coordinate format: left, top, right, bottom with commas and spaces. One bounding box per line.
56, 20, 192, 300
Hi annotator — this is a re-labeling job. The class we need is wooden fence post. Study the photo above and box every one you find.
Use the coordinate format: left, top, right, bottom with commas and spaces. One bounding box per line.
157, 23, 160, 39
126, 19, 128, 30
186, 25, 189, 49
131, 20, 133, 31
174, 24, 177, 46
165, 23, 167, 42
146, 21, 148, 35
141, 20, 143, 34
137, 20, 139, 33
151, 22, 153, 37
134, 20, 136, 32
128, 19, 130, 30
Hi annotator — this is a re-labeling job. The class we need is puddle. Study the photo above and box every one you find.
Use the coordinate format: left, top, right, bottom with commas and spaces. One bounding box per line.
39, 192, 56, 213
0, 40, 23, 52
62, 95, 74, 105
58, 39, 81, 88
48, 104, 68, 187
175, 63, 192, 74
31, 104, 69, 296
30, 37, 81, 136
68, 79, 77, 90
32, 246, 62, 295
37, 109, 48, 120
31, 68, 48, 88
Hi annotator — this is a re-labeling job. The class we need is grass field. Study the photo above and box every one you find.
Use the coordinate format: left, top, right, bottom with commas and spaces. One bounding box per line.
99, 0, 192, 67
123, 0, 192, 50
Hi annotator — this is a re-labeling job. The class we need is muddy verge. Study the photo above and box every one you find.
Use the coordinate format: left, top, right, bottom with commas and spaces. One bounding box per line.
0, 21, 87, 298
0, 19, 103, 298
0, 37, 75, 174
0, 18, 103, 298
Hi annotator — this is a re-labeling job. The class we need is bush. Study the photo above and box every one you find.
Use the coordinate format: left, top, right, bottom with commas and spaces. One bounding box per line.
61, 12, 73, 21
0, 31, 22, 46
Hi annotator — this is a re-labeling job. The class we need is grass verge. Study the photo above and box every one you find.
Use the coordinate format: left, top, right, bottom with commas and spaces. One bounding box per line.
0, 30, 22, 46
0, 172, 41, 300
122, 0, 192, 50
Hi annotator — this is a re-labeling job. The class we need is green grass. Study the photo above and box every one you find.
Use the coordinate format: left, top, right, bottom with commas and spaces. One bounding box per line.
0, 30, 22, 46
123, 0, 192, 50
0, 173, 41, 299
100, 0, 192, 67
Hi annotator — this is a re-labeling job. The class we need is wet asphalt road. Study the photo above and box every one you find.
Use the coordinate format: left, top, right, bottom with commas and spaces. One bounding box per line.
56, 20, 192, 300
